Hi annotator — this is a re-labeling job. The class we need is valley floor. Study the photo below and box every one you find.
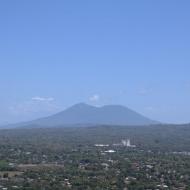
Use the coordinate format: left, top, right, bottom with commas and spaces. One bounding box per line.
0, 125, 190, 189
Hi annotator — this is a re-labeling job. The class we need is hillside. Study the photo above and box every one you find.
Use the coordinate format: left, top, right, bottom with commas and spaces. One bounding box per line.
5, 103, 158, 128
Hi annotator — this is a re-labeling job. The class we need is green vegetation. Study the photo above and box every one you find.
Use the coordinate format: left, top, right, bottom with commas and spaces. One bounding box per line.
0, 124, 189, 189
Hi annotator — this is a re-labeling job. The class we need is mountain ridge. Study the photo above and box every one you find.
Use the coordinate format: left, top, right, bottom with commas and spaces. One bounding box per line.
2, 103, 159, 128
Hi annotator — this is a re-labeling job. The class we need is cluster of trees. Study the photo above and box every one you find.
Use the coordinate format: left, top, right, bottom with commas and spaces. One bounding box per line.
0, 125, 189, 189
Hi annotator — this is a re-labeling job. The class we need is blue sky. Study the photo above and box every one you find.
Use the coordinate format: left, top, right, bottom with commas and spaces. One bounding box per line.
0, 0, 190, 124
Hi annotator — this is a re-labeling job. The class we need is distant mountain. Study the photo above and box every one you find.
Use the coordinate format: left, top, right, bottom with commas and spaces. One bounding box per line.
4, 103, 158, 128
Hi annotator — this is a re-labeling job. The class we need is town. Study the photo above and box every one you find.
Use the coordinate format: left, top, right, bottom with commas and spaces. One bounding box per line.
0, 125, 189, 190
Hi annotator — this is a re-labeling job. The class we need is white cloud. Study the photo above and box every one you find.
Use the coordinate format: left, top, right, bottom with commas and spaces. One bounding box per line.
32, 96, 54, 102
89, 94, 100, 102
9, 97, 59, 116
145, 106, 154, 111
138, 88, 151, 95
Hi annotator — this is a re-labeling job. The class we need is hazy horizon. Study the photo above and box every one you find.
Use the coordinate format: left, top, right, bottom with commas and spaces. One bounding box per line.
1, 1, 190, 124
